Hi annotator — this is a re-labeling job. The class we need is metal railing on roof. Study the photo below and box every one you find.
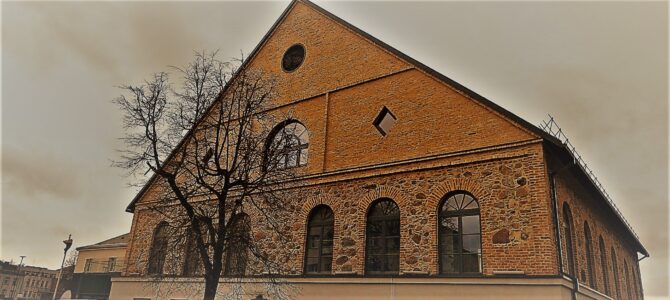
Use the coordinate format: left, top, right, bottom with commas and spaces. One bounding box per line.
539, 115, 639, 241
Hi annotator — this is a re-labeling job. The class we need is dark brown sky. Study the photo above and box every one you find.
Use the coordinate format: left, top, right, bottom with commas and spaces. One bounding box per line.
1, 1, 667, 297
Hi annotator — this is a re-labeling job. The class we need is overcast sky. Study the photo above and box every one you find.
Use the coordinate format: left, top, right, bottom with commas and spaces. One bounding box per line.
1, 1, 667, 298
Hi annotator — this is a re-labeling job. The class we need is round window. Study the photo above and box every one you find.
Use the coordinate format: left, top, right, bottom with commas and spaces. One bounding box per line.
282, 44, 305, 72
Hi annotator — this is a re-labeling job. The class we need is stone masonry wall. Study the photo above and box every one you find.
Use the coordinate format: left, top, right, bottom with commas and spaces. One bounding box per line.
125, 143, 559, 278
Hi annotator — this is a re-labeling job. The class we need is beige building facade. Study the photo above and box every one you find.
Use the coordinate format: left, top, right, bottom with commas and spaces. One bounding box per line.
70, 234, 128, 300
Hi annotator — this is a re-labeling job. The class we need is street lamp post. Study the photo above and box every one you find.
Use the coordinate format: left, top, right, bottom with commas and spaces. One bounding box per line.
52, 235, 73, 300
11, 256, 25, 300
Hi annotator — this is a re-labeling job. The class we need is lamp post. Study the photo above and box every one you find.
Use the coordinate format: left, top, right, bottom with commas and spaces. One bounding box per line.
11, 256, 25, 300
52, 235, 73, 300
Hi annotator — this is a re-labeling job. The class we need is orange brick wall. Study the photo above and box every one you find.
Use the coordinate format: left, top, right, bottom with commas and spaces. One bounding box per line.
122, 1, 644, 299
553, 167, 643, 300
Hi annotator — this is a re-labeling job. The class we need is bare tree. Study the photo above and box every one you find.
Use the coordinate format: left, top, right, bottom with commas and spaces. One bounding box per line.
115, 51, 302, 300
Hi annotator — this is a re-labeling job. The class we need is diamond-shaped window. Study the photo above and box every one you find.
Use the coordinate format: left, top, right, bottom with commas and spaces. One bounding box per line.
373, 106, 397, 136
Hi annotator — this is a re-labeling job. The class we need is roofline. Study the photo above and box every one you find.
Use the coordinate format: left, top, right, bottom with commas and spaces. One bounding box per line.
76, 243, 128, 251
123, 0, 646, 256
544, 141, 648, 256
301, 0, 645, 255
125, 0, 300, 213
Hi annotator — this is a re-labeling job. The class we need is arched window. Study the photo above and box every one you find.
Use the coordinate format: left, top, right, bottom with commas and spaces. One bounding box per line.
304, 205, 334, 274
182, 229, 201, 276
562, 203, 576, 276
365, 199, 400, 275
224, 214, 251, 276
267, 121, 309, 169
598, 236, 610, 295
439, 192, 481, 274
148, 222, 169, 275
583, 222, 595, 287
611, 247, 621, 299
625, 260, 633, 300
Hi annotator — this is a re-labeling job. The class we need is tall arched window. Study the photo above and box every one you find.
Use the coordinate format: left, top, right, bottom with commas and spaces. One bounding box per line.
562, 203, 576, 276
583, 222, 595, 287
598, 236, 610, 295
224, 214, 251, 276
304, 205, 334, 274
439, 192, 481, 274
182, 229, 201, 276
611, 247, 621, 299
365, 198, 400, 275
267, 121, 309, 169
148, 222, 169, 275
625, 260, 633, 300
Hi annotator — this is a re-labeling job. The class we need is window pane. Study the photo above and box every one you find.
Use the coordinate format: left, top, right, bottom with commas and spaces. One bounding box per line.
287, 151, 298, 167
323, 226, 334, 239
440, 217, 459, 233
441, 234, 459, 253
321, 258, 332, 273
378, 113, 396, 134
309, 226, 322, 236
321, 245, 332, 255
386, 255, 399, 272
387, 220, 400, 236
441, 254, 456, 273
462, 235, 481, 254
367, 256, 383, 272
369, 238, 384, 253
299, 148, 308, 165
307, 248, 320, 258
368, 222, 383, 237
462, 254, 481, 273
462, 215, 480, 234
306, 257, 318, 273
386, 238, 400, 253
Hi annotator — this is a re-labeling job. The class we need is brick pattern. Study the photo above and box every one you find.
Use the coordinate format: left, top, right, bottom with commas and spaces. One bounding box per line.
122, 1, 644, 299
555, 172, 643, 300
126, 144, 561, 278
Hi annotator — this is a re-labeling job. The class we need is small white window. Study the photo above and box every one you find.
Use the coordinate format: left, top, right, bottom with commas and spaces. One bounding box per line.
107, 257, 117, 272
84, 258, 93, 273
373, 106, 397, 136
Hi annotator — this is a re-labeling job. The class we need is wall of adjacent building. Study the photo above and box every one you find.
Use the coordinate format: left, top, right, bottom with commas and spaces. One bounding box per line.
552, 161, 644, 300
75, 247, 126, 274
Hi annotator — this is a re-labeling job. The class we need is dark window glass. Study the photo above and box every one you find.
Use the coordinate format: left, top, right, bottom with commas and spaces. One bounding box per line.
224, 214, 251, 276
282, 44, 305, 72
439, 192, 481, 274
304, 205, 335, 274
598, 236, 610, 295
584, 222, 595, 287
612, 247, 621, 299
148, 222, 169, 275
269, 121, 309, 169
365, 199, 400, 275
625, 261, 633, 300
562, 203, 576, 276
182, 230, 202, 276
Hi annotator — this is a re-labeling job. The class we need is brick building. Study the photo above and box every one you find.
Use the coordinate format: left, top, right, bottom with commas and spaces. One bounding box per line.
110, 0, 647, 299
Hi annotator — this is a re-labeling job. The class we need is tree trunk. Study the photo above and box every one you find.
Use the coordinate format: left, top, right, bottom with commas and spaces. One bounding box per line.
203, 273, 219, 300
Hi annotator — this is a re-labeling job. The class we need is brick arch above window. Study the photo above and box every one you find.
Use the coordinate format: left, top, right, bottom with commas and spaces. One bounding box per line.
426, 178, 491, 209
299, 194, 340, 222
357, 186, 412, 220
